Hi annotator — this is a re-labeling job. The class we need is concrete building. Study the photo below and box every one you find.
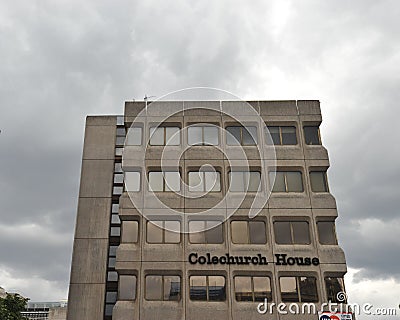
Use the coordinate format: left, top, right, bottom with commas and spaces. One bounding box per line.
67, 100, 348, 320
22, 301, 67, 320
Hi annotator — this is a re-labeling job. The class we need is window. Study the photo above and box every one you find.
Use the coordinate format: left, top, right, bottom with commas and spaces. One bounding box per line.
325, 277, 346, 303
188, 126, 219, 145
126, 127, 142, 146
148, 171, 180, 192
124, 171, 141, 192
111, 203, 120, 225
114, 162, 123, 173
147, 221, 180, 243
304, 126, 321, 145
105, 291, 117, 316
119, 275, 137, 300
108, 245, 117, 269
231, 221, 267, 244
110, 226, 121, 237
269, 171, 303, 192
317, 221, 337, 245
310, 171, 329, 192
190, 276, 226, 301
280, 276, 318, 302
122, 221, 139, 243
188, 171, 221, 192
234, 276, 272, 302
267, 126, 297, 145
274, 221, 310, 244
113, 186, 123, 195
145, 275, 181, 301
226, 126, 257, 145
107, 271, 118, 282
229, 171, 261, 192
116, 127, 126, 146
149, 126, 180, 145
189, 220, 223, 244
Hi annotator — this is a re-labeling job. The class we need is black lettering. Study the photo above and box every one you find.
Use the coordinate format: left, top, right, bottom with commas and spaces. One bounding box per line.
295, 257, 305, 266
258, 254, 268, 265
244, 256, 251, 264
189, 253, 198, 264
287, 257, 295, 265
251, 256, 259, 265
235, 256, 244, 265
212, 256, 219, 264
220, 256, 227, 264
304, 257, 311, 265
198, 256, 206, 264
275, 254, 287, 266
227, 254, 235, 265
207, 252, 212, 264
312, 258, 320, 266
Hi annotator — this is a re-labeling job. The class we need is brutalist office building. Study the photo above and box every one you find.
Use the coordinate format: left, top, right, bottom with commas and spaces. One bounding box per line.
67, 100, 348, 320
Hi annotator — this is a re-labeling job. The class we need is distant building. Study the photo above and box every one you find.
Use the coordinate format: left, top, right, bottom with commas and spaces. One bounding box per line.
0, 286, 6, 298
22, 301, 67, 320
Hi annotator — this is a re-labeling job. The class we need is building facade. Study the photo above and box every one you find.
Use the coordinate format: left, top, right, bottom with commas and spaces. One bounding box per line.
67, 100, 348, 320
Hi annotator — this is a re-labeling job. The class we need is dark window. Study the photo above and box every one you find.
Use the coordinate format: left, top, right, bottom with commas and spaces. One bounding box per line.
231, 221, 267, 244
188, 126, 219, 145
310, 171, 329, 192
266, 126, 297, 145
189, 220, 223, 244
226, 126, 257, 146
269, 171, 303, 192
105, 291, 117, 316
280, 276, 318, 302
325, 277, 346, 303
229, 171, 261, 192
317, 221, 337, 245
274, 221, 310, 244
145, 275, 181, 301
304, 126, 321, 145
116, 127, 126, 146
234, 276, 272, 302
190, 276, 226, 301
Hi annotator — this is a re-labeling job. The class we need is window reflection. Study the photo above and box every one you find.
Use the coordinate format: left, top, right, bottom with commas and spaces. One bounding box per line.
190, 275, 225, 301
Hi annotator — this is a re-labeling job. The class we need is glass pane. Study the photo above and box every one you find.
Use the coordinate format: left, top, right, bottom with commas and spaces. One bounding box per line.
116, 136, 125, 146
205, 171, 220, 192
270, 172, 285, 192
150, 127, 164, 145
113, 186, 123, 195
105, 304, 114, 316
147, 222, 163, 243
205, 221, 223, 244
149, 172, 163, 192
248, 172, 261, 192
116, 127, 126, 136
204, 126, 218, 145
231, 221, 248, 244
292, 222, 310, 244
122, 221, 138, 243
299, 277, 318, 302
254, 277, 271, 302
281, 126, 297, 145
234, 277, 252, 301
165, 171, 180, 192
229, 172, 244, 192
188, 127, 202, 145
267, 126, 280, 145
107, 271, 118, 282
125, 172, 140, 192
164, 221, 180, 243
274, 222, 291, 244
164, 276, 181, 301
108, 257, 116, 268
310, 171, 328, 192
304, 126, 320, 145
111, 214, 120, 224
119, 275, 137, 300
280, 277, 298, 302
226, 126, 241, 145
286, 172, 303, 192
146, 276, 162, 300
190, 276, 207, 300
208, 276, 226, 301
110, 227, 120, 237
109, 245, 118, 257
317, 222, 337, 245
189, 221, 205, 243
249, 221, 267, 244
189, 172, 203, 192
115, 147, 123, 156
325, 277, 346, 303
112, 204, 119, 214
166, 127, 180, 145
114, 162, 123, 173
242, 126, 257, 145
106, 291, 117, 303
126, 127, 142, 146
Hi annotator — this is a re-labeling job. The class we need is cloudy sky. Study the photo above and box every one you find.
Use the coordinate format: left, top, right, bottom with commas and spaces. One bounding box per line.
0, 0, 399, 318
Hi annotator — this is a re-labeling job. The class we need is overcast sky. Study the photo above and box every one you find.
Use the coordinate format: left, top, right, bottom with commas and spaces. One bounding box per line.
0, 1, 399, 318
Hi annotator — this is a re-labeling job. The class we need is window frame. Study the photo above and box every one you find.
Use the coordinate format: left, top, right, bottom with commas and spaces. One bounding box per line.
149, 126, 181, 146
324, 277, 346, 303
148, 171, 181, 192
145, 274, 182, 301
188, 125, 219, 146
188, 170, 221, 192
189, 275, 226, 301
266, 125, 297, 145
274, 221, 311, 245
226, 126, 258, 146
234, 275, 272, 302
228, 170, 261, 192
230, 220, 267, 244
188, 220, 224, 244
303, 125, 321, 145
146, 220, 181, 244
317, 221, 338, 245
269, 171, 304, 193
309, 171, 329, 193
280, 276, 319, 302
